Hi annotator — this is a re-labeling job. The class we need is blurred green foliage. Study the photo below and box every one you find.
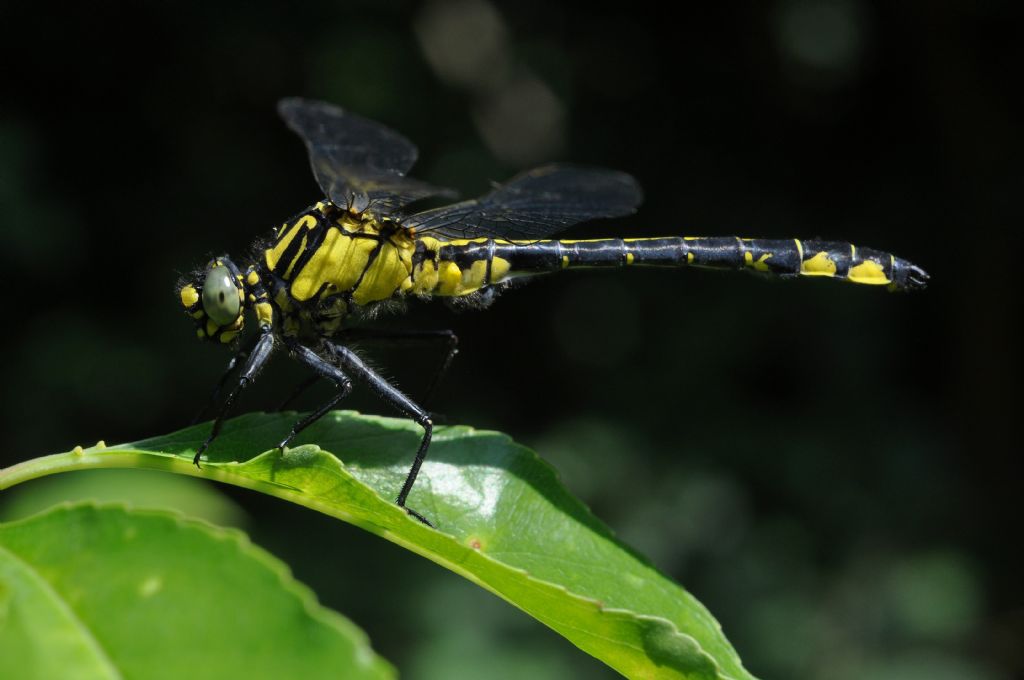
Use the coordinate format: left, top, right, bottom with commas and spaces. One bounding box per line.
1, 0, 1020, 678
0, 504, 393, 680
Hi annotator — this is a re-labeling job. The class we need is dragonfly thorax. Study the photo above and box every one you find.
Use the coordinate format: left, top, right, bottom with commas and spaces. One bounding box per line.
262, 204, 418, 309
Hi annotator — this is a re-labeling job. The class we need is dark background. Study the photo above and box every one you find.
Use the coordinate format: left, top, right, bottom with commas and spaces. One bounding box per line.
1, 1, 1020, 678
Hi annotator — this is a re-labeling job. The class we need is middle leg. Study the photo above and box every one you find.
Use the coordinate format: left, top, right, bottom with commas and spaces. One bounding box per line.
275, 328, 458, 412
276, 339, 354, 450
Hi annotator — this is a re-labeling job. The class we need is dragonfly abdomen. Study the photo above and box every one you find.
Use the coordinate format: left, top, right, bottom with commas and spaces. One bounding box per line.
664, 237, 926, 290
432, 236, 928, 292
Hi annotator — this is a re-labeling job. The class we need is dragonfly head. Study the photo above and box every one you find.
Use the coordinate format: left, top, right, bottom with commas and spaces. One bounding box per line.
178, 256, 246, 344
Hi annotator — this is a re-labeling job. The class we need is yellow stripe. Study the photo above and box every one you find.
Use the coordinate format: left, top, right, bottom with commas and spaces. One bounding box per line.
744, 251, 772, 272
352, 242, 414, 305
847, 259, 890, 285
265, 222, 302, 270
410, 260, 439, 294
801, 251, 837, 277
282, 234, 308, 279
491, 256, 510, 282
290, 227, 376, 302
255, 302, 273, 326
461, 260, 488, 292
437, 261, 461, 295
179, 285, 199, 308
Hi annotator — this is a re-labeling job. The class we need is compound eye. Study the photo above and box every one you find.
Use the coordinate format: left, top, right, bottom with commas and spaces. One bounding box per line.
202, 265, 241, 326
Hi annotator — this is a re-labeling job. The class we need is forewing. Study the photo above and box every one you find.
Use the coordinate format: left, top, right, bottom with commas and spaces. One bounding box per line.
278, 98, 455, 215
400, 164, 643, 239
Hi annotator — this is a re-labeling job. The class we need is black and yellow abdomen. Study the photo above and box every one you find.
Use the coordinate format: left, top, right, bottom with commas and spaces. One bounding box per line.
406, 235, 928, 295
262, 206, 927, 336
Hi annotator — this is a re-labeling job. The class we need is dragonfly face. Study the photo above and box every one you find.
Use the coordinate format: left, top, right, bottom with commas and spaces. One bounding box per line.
179, 97, 928, 527
179, 257, 248, 344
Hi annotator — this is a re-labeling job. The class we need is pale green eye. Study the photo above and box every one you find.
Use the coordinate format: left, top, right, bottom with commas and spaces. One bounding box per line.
202, 265, 241, 326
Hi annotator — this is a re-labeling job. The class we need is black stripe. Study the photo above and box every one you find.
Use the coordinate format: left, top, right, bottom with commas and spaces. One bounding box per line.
502, 241, 562, 270
565, 238, 626, 266
283, 216, 332, 280
440, 241, 491, 269
276, 235, 307, 279
685, 237, 743, 268
349, 238, 387, 293
274, 211, 326, 278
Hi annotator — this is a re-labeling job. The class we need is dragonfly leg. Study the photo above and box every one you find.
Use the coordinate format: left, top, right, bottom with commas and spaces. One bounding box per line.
277, 329, 458, 412
325, 340, 434, 526
193, 330, 275, 466
339, 328, 458, 409
191, 335, 260, 424
276, 340, 353, 449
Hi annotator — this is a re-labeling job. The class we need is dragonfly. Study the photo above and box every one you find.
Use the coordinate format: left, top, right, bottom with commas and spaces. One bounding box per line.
178, 98, 929, 525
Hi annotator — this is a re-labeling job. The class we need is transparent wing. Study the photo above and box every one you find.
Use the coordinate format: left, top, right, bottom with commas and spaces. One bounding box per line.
399, 164, 643, 239
278, 98, 455, 216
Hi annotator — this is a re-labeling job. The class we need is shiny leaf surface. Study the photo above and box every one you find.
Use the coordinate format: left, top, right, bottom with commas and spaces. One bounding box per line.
0, 412, 757, 680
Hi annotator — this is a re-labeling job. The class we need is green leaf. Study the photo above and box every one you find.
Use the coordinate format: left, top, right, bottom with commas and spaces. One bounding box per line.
0, 468, 245, 527
0, 412, 757, 680
0, 503, 393, 680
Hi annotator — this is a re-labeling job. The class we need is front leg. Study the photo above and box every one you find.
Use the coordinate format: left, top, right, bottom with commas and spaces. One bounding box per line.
191, 335, 260, 424
193, 330, 275, 466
